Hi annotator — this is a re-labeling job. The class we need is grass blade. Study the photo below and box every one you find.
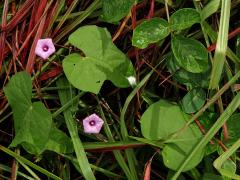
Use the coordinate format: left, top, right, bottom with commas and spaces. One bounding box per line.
120, 64, 160, 180
213, 138, 240, 179
200, 0, 220, 21
97, 100, 134, 179
209, 0, 231, 89
0, 145, 61, 180
57, 77, 96, 180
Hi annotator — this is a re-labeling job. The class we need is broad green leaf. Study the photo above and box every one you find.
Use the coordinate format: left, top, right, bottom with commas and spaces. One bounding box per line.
132, 18, 170, 49
45, 127, 74, 154
63, 54, 106, 93
4, 72, 52, 154
162, 140, 203, 171
170, 8, 200, 31
63, 25, 135, 94
167, 53, 210, 88
4, 72, 72, 155
140, 100, 203, 171
180, 88, 206, 114
171, 35, 209, 73
141, 100, 190, 140
101, 0, 134, 23
21, 127, 74, 155
3, 71, 32, 111
11, 102, 52, 154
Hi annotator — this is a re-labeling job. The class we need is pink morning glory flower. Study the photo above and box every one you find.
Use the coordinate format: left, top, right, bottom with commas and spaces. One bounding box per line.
35, 38, 56, 59
83, 114, 104, 134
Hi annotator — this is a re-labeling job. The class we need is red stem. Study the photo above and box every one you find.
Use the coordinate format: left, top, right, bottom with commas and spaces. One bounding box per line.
147, 0, 155, 19
208, 27, 240, 52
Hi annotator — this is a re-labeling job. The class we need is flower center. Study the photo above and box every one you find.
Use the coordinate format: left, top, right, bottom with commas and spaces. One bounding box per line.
42, 45, 49, 52
89, 120, 96, 126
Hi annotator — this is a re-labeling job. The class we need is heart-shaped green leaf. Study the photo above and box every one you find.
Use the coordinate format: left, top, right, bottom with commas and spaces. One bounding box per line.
171, 35, 209, 73
63, 54, 106, 93
132, 18, 170, 49
4, 72, 52, 154
170, 8, 200, 31
63, 25, 135, 93
4, 72, 73, 155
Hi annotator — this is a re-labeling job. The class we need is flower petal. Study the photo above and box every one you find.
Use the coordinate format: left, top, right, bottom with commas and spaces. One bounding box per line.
82, 113, 104, 134
35, 38, 56, 59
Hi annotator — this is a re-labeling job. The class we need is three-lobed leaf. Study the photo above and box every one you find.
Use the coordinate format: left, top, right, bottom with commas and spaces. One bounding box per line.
63, 25, 135, 94
132, 18, 170, 49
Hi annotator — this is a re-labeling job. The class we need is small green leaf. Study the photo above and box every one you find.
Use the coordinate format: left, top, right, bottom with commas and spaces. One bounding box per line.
181, 88, 206, 114
101, 0, 134, 23
4, 72, 52, 154
170, 8, 200, 31
171, 35, 209, 73
63, 25, 135, 94
132, 18, 170, 49
167, 53, 210, 88
140, 99, 204, 171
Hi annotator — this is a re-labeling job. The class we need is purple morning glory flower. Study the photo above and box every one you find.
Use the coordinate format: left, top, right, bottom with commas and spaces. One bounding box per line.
35, 38, 56, 59
83, 114, 104, 134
